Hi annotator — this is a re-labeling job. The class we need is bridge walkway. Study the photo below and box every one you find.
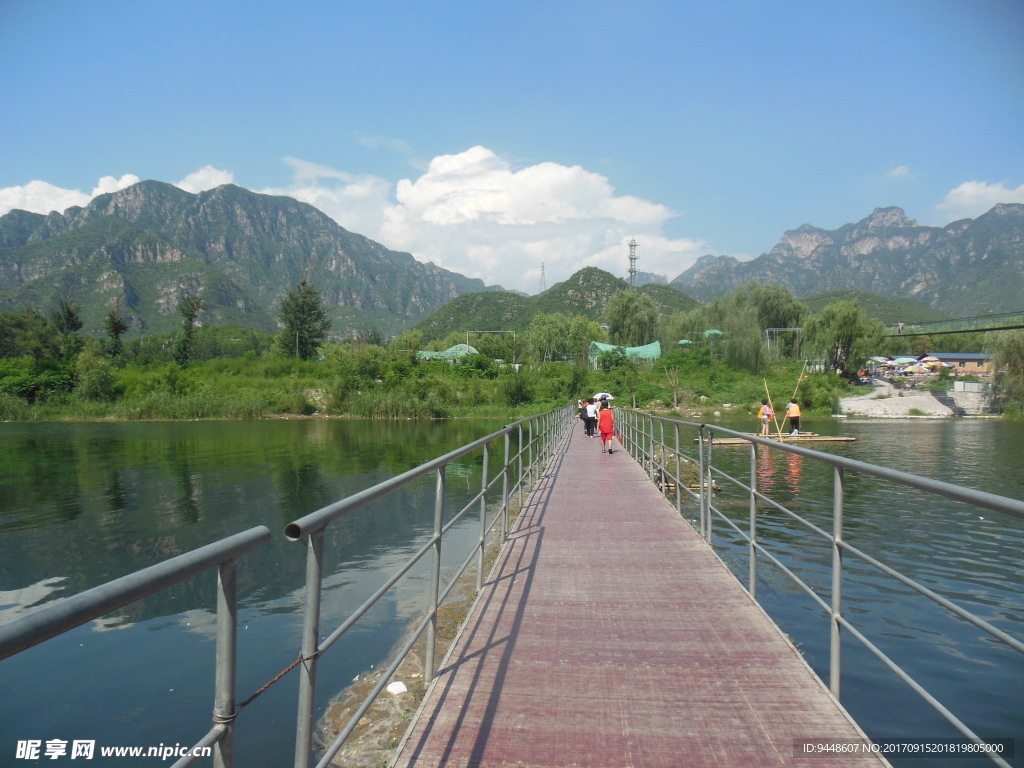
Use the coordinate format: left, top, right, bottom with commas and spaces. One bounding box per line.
393, 423, 887, 767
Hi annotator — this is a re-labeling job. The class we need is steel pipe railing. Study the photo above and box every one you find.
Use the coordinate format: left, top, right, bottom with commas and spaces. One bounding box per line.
285, 405, 573, 768
0, 526, 271, 768
616, 411, 1023, 768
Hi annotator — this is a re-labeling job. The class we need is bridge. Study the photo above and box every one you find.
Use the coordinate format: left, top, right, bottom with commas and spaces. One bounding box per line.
391, 426, 884, 767
2, 407, 1021, 768
883, 310, 1024, 337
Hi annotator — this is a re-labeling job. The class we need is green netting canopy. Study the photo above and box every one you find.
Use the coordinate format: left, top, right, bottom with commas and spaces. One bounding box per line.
703, 329, 723, 338
416, 343, 480, 360
588, 340, 662, 361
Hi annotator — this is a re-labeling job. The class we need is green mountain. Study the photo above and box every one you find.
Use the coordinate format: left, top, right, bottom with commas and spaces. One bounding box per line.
416, 267, 700, 340
671, 204, 1024, 315
0, 181, 500, 337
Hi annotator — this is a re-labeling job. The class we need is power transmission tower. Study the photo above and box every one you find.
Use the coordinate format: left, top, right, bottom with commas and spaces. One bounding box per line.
628, 238, 638, 287
539, 262, 547, 293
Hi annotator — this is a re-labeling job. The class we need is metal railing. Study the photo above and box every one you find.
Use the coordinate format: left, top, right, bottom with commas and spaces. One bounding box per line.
0, 526, 271, 768
283, 405, 573, 768
617, 410, 1024, 768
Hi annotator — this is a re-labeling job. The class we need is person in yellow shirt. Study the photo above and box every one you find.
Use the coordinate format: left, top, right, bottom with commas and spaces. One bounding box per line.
756, 399, 773, 436
785, 400, 801, 435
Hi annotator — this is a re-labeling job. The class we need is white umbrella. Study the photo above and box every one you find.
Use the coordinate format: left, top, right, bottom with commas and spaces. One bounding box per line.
593, 392, 615, 400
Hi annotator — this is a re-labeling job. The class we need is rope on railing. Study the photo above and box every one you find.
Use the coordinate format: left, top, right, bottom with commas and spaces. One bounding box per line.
238, 652, 311, 710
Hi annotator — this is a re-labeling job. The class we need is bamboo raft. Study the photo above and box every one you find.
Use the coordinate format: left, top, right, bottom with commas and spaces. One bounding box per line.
697, 432, 857, 446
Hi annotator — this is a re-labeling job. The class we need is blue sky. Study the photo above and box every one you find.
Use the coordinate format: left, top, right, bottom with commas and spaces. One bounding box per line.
2, 0, 1022, 294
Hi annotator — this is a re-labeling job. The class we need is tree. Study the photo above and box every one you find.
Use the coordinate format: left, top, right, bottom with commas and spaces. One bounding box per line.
802, 300, 884, 375
277, 281, 331, 360
104, 299, 131, 360
605, 290, 657, 348
987, 330, 1024, 413
0, 307, 60, 367
172, 294, 206, 368
51, 298, 83, 361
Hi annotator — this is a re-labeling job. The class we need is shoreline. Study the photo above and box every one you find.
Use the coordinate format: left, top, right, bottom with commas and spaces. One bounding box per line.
836, 379, 992, 418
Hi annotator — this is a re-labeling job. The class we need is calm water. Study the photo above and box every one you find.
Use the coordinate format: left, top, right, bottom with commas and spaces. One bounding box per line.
699, 415, 1024, 766
1, 417, 1022, 766
0, 419, 508, 766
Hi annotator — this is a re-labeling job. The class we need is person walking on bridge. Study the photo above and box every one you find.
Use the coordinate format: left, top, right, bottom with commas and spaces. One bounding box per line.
598, 399, 615, 454
584, 398, 598, 437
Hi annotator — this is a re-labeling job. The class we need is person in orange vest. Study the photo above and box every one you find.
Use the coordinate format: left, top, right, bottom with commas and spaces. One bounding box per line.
785, 400, 802, 435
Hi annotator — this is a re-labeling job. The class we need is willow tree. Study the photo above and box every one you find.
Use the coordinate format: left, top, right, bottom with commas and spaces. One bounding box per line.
605, 290, 658, 347
802, 300, 884, 374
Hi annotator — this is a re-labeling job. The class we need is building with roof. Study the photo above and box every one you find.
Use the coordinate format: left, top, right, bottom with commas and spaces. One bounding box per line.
926, 352, 994, 375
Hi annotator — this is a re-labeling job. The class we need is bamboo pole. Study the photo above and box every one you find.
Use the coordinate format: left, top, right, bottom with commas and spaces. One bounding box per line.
763, 379, 783, 437
785, 362, 808, 434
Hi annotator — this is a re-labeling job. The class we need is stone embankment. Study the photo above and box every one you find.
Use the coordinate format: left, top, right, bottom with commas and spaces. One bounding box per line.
838, 379, 991, 418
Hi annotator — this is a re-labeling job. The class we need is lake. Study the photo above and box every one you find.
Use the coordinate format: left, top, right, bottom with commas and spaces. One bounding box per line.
1, 415, 1022, 766
698, 414, 1024, 766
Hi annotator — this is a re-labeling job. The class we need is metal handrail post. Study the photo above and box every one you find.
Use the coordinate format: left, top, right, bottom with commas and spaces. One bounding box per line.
697, 425, 707, 539
748, 443, 758, 598
831, 465, 845, 699
425, 466, 446, 682
517, 425, 523, 509
646, 414, 655, 480
528, 420, 535, 488
477, 442, 489, 592
706, 429, 714, 545
674, 422, 682, 516
293, 530, 325, 768
502, 432, 510, 541
213, 559, 238, 768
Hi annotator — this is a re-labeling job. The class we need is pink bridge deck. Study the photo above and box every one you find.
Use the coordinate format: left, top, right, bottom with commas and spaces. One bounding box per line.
393, 426, 887, 767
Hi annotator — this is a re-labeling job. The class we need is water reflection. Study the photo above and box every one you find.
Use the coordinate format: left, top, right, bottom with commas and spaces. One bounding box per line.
0, 418, 509, 766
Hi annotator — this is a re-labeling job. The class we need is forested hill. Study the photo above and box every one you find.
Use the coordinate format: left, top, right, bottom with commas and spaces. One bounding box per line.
0, 181, 500, 337
416, 267, 699, 340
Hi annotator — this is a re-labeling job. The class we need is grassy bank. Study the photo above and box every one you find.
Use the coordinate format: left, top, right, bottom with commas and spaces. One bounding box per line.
1, 345, 861, 423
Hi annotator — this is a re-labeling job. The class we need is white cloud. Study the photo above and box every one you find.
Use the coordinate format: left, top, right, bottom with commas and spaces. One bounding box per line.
175, 165, 234, 193
885, 165, 911, 179
937, 180, 1024, 221
265, 146, 703, 293
0, 174, 139, 216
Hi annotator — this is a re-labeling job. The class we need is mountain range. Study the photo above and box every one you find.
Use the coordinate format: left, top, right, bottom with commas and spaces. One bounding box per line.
668, 204, 1024, 314
1, 181, 1021, 341
0, 181, 497, 337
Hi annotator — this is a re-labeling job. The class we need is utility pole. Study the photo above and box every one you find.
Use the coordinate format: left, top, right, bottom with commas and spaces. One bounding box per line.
628, 238, 638, 287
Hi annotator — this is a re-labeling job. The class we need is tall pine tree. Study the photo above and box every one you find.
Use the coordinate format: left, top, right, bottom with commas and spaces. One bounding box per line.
278, 281, 331, 360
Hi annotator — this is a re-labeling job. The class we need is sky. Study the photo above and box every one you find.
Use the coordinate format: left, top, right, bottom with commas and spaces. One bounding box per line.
1, 0, 1022, 295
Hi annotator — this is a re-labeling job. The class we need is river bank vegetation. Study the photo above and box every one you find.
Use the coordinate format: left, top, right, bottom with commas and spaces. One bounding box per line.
2, 282, 1020, 421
